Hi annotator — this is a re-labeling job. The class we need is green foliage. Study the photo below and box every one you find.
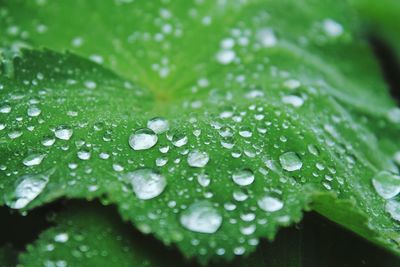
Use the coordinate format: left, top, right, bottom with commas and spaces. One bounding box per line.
1, 0, 400, 265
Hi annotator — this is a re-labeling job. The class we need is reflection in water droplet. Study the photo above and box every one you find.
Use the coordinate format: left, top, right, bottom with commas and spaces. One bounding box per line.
126, 169, 166, 200
129, 128, 158, 150
188, 150, 209, 168
257, 195, 284, 212
279, 152, 302, 171
180, 201, 222, 233
232, 169, 255, 186
372, 171, 400, 199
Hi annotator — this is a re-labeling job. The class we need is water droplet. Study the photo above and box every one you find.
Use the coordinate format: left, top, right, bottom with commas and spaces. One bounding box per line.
386, 200, 400, 222
257, 195, 284, 212
147, 117, 169, 134
188, 150, 209, 168
5, 171, 52, 209
197, 173, 211, 187
27, 106, 41, 117
54, 233, 69, 243
239, 126, 252, 138
372, 171, 400, 199
23, 153, 45, 166
257, 28, 277, 47
77, 150, 91, 160
129, 128, 158, 150
307, 144, 320, 156
180, 201, 222, 233
279, 152, 302, 171
216, 49, 235, 65
0, 103, 11, 114
323, 19, 343, 37
42, 136, 55, 147
232, 169, 255, 186
54, 125, 73, 140
125, 169, 166, 200
171, 133, 188, 147
282, 95, 304, 107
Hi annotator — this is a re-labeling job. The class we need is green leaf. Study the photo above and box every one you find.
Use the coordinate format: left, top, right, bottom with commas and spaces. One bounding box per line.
18, 202, 169, 267
1, 0, 400, 263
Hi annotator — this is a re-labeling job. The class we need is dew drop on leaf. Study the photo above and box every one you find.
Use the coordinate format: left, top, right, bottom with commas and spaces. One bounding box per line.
385, 200, 400, 222
5, 170, 52, 209
129, 128, 158, 150
371, 171, 400, 199
23, 153, 46, 166
27, 106, 41, 117
125, 169, 166, 200
279, 152, 303, 171
147, 117, 169, 134
54, 125, 73, 140
232, 169, 255, 186
187, 150, 209, 168
257, 195, 284, 212
180, 201, 222, 234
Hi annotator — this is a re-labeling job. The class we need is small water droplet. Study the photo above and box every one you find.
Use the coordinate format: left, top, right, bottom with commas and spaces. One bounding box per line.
147, 117, 169, 134
257, 28, 277, 47
27, 106, 41, 117
125, 169, 166, 200
216, 49, 235, 65
279, 152, 302, 171
372, 171, 400, 199
77, 150, 91, 160
188, 150, 209, 168
197, 173, 211, 187
282, 95, 304, 107
180, 201, 222, 233
54, 125, 73, 140
171, 133, 188, 147
386, 200, 400, 222
54, 233, 69, 243
232, 169, 255, 186
129, 128, 158, 150
23, 153, 45, 166
0, 103, 11, 114
257, 195, 284, 212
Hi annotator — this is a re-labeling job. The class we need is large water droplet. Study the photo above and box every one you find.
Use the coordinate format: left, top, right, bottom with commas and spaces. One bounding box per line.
147, 117, 169, 134
188, 150, 209, 168
54, 125, 73, 140
257, 195, 284, 212
126, 169, 166, 200
23, 153, 45, 166
180, 201, 222, 233
5, 170, 52, 209
129, 128, 158, 150
232, 169, 255, 186
279, 152, 302, 171
371, 171, 400, 199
